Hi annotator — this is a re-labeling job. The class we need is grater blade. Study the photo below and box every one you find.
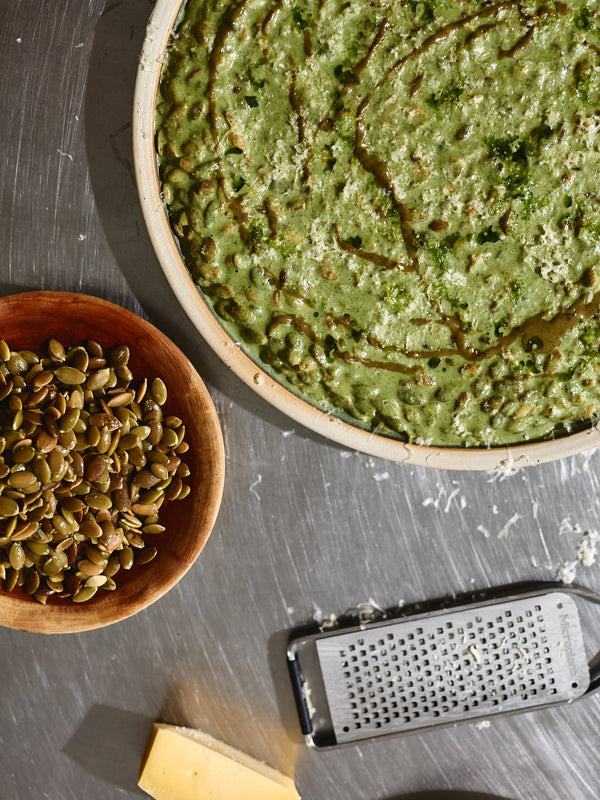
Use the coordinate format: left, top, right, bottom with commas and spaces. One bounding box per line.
288, 589, 590, 747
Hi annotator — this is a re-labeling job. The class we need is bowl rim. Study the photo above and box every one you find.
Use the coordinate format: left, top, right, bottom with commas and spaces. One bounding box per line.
0, 290, 225, 633
132, 0, 600, 471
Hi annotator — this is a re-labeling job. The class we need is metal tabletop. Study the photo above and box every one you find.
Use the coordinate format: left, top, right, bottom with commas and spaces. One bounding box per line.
1, 2, 599, 798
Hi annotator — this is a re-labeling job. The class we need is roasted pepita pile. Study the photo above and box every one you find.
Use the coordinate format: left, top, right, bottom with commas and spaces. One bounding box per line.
0, 338, 190, 604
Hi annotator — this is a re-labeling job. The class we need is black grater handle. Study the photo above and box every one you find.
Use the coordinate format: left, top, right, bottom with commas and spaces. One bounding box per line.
588, 671, 600, 694
287, 648, 313, 736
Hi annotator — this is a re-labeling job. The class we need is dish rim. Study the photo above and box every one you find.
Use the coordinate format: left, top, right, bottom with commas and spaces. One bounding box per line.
132, 0, 600, 471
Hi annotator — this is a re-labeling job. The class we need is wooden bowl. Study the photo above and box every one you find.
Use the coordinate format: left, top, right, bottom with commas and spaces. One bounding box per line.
0, 291, 224, 633
132, 0, 600, 471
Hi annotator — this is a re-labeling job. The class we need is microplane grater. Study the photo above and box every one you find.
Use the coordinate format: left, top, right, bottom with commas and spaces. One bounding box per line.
287, 585, 600, 748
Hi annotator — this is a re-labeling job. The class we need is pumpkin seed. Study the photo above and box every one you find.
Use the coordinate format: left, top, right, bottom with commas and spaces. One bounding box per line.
7, 471, 37, 489
0, 337, 191, 603
87, 340, 104, 358
116, 365, 133, 382
160, 427, 179, 448
131, 425, 151, 441
23, 408, 45, 424
134, 470, 161, 488
9, 395, 22, 413
7, 354, 27, 375
107, 391, 133, 408
143, 488, 164, 504
12, 521, 39, 541
128, 446, 146, 467
54, 366, 86, 385
70, 451, 84, 477
135, 545, 158, 565
0, 497, 19, 517
36, 431, 58, 453
9, 543, 25, 570
33, 457, 52, 485
51, 515, 72, 536
4, 567, 19, 592
47, 448, 65, 474
119, 547, 134, 569
150, 463, 169, 481
118, 433, 139, 450
55, 537, 74, 553
104, 554, 121, 578
67, 388, 84, 409
85, 574, 107, 588
109, 345, 130, 367
85, 547, 107, 567
69, 348, 89, 373
61, 497, 85, 513
78, 559, 104, 577
136, 379, 148, 405
58, 430, 77, 451
97, 428, 112, 454
151, 378, 168, 406
33, 371, 54, 390
44, 553, 68, 576
131, 503, 158, 517
60, 408, 81, 431
79, 520, 102, 539
48, 339, 66, 362
72, 586, 97, 603
120, 511, 141, 529
147, 451, 168, 464
126, 532, 145, 549
26, 542, 50, 559
24, 570, 40, 595
85, 455, 107, 483
142, 524, 166, 535
86, 491, 112, 511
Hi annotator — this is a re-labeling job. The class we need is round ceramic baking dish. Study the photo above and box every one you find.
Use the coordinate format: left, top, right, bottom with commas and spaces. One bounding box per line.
132, 0, 600, 471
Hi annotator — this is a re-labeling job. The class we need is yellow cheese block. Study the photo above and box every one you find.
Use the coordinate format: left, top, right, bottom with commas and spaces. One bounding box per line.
138, 723, 301, 800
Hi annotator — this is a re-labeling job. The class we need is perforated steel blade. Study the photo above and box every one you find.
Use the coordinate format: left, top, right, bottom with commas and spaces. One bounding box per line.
287, 585, 597, 748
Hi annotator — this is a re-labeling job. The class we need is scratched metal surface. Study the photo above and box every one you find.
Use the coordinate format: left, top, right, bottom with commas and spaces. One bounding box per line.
1, 2, 600, 799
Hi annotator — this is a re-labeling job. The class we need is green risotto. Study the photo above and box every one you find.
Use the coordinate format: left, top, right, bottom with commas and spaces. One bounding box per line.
156, 0, 600, 447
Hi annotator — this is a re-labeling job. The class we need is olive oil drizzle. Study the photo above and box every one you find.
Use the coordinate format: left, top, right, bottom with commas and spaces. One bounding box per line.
268, 314, 420, 374
498, 23, 538, 59
261, 0, 282, 33
334, 225, 407, 271
381, 0, 521, 87
315, 17, 391, 135
403, 284, 600, 365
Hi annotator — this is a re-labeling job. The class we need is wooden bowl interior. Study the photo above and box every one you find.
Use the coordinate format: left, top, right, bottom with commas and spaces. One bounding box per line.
0, 292, 224, 633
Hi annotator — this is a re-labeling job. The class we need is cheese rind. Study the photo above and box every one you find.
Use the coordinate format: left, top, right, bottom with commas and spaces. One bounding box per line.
138, 723, 301, 800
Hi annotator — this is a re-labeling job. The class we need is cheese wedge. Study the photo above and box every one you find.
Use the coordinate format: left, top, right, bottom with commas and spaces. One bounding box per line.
138, 723, 301, 800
